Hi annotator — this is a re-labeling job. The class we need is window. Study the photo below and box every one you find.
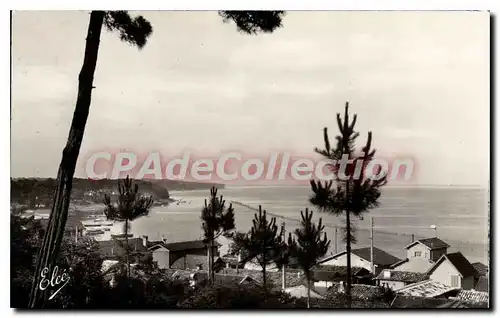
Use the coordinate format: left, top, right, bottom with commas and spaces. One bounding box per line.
414, 251, 422, 257
451, 275, 460, 287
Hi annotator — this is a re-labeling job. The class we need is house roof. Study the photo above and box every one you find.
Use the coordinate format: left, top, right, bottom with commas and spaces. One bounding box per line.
455, 290, 489, 304
319, 247, 401, 267
101, 260, 119, 273
98, 237, 148, 259
310, 298, 391, 309
474, 276, 489, 292
405, 237, 450, 250
147, 239, 221, 252
471, 262, 488, 276
437, 300, 470, 308
350, 284, 387, 300
312, 265, 370, 282
167, 240, 220, 252
390, 295, 451, 308
191, 271, 260, 286
110, 233, 133, 239
217, 268, 306, 289
326, 283, 387, 300
375, 270, 428, 283
394, 279, 460, 298
170, 254, 207, 270
426, 252, 476, 278
389, 258, 409, 269
166, 269, 194, 281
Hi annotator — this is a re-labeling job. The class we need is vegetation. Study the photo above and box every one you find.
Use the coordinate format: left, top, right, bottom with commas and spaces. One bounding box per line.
309, 102, 387, 307
201, 187, 235, 283
233, 206, 285, 287
103, 176, 154, 278
288, 208, 330, 308
11, 208, 45, 308
11, 178, 228, 207
179, 283, 300, 309
11, 209, 107, 308
11, 207, 301, 309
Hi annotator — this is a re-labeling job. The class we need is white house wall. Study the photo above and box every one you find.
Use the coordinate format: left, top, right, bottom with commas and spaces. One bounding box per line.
429, 259, 461, 287
393, 258, 433, 273
152, 249, 170, 269
407, 244, 429, 260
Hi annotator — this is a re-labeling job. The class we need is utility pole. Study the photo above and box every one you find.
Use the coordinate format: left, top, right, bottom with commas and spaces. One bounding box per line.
370, 217, 375, 274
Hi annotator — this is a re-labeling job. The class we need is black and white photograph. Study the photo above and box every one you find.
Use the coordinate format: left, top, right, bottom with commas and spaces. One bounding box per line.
10, 9, 490, 309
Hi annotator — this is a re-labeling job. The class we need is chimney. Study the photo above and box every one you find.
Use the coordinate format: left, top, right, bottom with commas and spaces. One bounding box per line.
384, 270, 391, 279
162, 235, 167, 244
142, 235, 148, 248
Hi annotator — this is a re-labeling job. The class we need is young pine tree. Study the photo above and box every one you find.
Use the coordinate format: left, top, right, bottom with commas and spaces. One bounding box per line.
239, 206, 284, 288
289, 208, 330, 308
102, 176, 154, 279
309, 102, 386, 308
201, 187, 235, 283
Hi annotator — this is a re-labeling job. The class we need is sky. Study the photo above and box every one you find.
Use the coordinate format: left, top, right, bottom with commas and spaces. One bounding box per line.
11, 11, 490, 186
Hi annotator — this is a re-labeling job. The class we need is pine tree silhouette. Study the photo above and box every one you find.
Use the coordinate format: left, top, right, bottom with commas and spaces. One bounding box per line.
239, 206, 284, 288
102, 176, 154, 279
309, 102, 386, 308
201, 187, 235, 283
289, 208, 330, 308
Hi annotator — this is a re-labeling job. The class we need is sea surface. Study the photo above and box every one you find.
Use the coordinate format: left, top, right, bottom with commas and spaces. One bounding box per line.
88, 186, 490, 264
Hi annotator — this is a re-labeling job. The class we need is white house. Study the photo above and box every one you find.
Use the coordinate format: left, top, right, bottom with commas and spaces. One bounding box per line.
318, 246, 401, 275
426, 252, 476, 290
391, 237, 450, 273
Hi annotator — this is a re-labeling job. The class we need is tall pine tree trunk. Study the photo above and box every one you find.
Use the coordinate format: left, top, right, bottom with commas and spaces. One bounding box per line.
125, 219, 130, 278
307, 275, 311, 309
210, 238, 215, 282
206, 238, 214, 283
345, 207, 352, 308
206, 242, 211, 279
28, 11, 105, 308
262, 255, 267, 290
